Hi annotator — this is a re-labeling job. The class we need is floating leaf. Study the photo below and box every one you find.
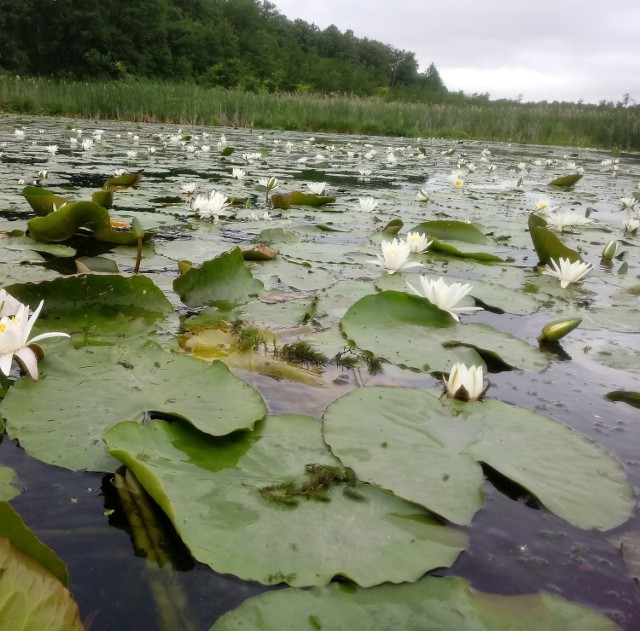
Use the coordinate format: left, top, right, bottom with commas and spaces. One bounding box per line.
549, 173, 583, 187
429, 238, 504, 262
22, 186, 71, 216
241, 244, 278, 261
105, 173, 142, 189
410, 220, 489, 244
381, 219, 403, 234
606, 391, 640, 409
75, 256, 120, 274
2, 342, 266, 471
323, 387, 634, 530
0, 466, 18, 502
212, 576, 621, 631
340, 291, 547, 372
91, 189, 114, 208
289, 190, 336, 206
270, 193, 291, 210
104, 414, 467, 587
27, 201, 110, 243
173, 248, 264, 308
528, 214, 582, 265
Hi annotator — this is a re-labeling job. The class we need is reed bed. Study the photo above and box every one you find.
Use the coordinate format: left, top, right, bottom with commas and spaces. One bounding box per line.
1, 75, 638, 150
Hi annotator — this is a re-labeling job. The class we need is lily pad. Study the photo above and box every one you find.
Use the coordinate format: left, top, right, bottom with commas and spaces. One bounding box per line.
410, 220, 489, 244
0, 504, 82, 630
27, 201, 110, 243
212, 576, 621, 631
103, 414, 467, 587
323, 387, 634, 530
1, 342, 267, 471
549, 173, 583, 188
606, 391, 640, 409
528, 214, 581, 265
340, 291, 548, 372
0, 466, 18, 502
22, 185, 71, 216
173, 248, 264, 308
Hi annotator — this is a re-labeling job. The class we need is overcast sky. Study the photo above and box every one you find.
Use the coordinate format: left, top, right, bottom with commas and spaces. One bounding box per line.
272, 0, 639, 104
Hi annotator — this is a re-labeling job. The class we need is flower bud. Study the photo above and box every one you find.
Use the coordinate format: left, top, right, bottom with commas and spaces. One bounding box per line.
537, 317, 582, 342
601, 240, 619, 260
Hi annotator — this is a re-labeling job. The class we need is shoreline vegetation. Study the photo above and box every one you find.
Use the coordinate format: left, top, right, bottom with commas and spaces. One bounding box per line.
1, 75, 639, 150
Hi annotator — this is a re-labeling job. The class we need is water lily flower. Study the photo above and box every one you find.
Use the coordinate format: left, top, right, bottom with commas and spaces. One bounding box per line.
307, 182, 326, 195
369, 239, 422, 275
358, 197, 379, 212
358, 169, 372, 177
601, 240, 619, 260
232, 167, 246, 180
534, 198, 554, 214
46, 144, 58, 155
126, 150, 137, 160
448, 170, 464, 188
113, 168, 127, 177
541, 258, 593, 289
544, 212, 593, 232
249, 212, 272, 221
258, 177, 278, 190
443, 363, 485, 401
192, 190, 231, 221
0, 301, 69, 379
81, 138, 94, 151
37, 169, 48, 180
14, 129, 25, 139
406, 276, 482, 321
181, 182, 198, 196
415, 188, 430, 202
405, 231, 432, 253
624, 218, 639, 235
0, 289, 22, 318
620, 197, 636, 211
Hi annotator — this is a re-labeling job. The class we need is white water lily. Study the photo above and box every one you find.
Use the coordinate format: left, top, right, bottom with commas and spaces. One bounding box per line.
443, 363, 485, 401
620, 197, 636, 210
358, 169, 372, 177
405, 276, 482, 321
369, 239, 422, 275
541, 258, 593, 289
448, 170, 464, 188
46, 144, 58, 155
405, 231, 432, 253
181, 182, 198, 196
192, 190, 231, 221
81, 138, 94, 151
258, 177, 278, 190
0, 289, 22, 318
624, 218, 640, 234
307, 182, 326, 195
249, 211, 272, 221
545, 212, 593, 232
415, 188, 430, 202
231, 167, 246, 180
358, 197, 379, 212
534, 198, 554, 214
0, 301, 69, 379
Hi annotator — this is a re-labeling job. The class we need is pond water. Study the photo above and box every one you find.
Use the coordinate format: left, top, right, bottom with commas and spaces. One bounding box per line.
1, 115, 640, 630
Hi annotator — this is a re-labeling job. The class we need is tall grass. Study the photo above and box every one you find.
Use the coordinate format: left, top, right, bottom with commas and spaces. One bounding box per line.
1, 75, 638, 150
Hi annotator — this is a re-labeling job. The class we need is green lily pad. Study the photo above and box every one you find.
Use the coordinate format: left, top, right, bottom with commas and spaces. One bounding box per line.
410, 220, 489, 244
22, 185, 71, 216
0, 504, 82, 630
173, 248, 264, 308
5, 274, 172, 317
105, 173, 142, 189
27, 201, 110, 243
606, 391, 640, 409
528, 214, 581, 265
212, 576, 621, 631
4, 235, 76, 258
549, 173, 583, 188
0, 466, 18, 502
91, 189, 114, 208
1, 342, 267, 471
103, 414, 467, 587
323, 387, 634, 530
429, 238, 505, 262
340, 291, 548, 372
289, 190, 336, 206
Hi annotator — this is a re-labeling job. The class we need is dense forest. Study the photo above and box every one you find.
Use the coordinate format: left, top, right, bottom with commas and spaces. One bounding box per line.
0, 0, 447, 100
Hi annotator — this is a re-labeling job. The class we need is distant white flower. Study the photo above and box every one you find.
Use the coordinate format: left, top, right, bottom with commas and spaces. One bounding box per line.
285, 141, 293, 153
113, 168, 127, 176
534, 198, 554, 214
487, 163, 496, 173
37, 169, 48, 180
258, 177, 278, 190
126, 150, 137, 160
358, 168, 372, 177
147, 147, 156, 154
181, 182, 198, 196
415, 188, 430, 202
386, 153, 397, 165
297, 157, 309, 164
369, 238, 422, 275
192, 190, 231, 222
443, 363, 485, 401
200, 145, 211, 153
541, 258, 593, 289
0, 300, 69, 380
545, 212, 593, 232
307, 182, 326, 195
516, 161, 527, 171
232, 167, 246, 180
249, 211, 272, 221
81, 138, 94, 151
406, 276, 482, 322
69, 137, 78, 147
405, 231, 432, 253
14, 129, 25, 138
358, 197, 379, 212
448, 170, 464, 188
624, 218, 639, 235
46, 144, 58, 155
620, 197, 636, 210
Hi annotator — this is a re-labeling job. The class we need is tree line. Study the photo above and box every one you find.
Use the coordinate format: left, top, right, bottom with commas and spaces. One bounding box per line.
0, 0, 447, 100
